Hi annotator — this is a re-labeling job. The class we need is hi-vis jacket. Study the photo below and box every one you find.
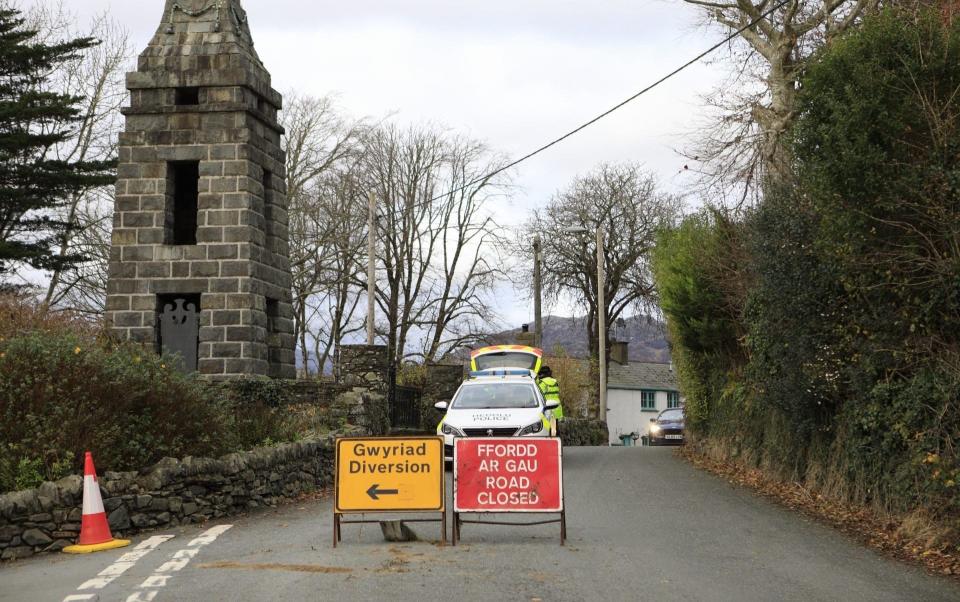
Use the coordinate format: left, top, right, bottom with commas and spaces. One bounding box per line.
537, 376, 563, 419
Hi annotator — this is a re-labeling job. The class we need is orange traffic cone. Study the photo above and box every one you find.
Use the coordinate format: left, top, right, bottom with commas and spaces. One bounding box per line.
63, 452, 130, 554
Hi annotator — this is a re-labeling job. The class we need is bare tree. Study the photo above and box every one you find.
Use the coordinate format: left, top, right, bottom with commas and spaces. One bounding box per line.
283, 103, 509, 371
683, 0, 878, 201
524, 163, 680, 399
306, 164, 368, 374
282, 93, 367, 374
363, 124, 446, 367
2, 3, 132, 312
41, 10, 131, 313
414, 136, 510, 363
361, 124, 510, 367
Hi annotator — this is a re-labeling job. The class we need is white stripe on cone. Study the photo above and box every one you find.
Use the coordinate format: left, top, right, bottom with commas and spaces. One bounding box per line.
82, 474, 105, 515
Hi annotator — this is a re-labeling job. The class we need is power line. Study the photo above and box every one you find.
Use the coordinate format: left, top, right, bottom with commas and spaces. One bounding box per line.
424, 0, 791, 204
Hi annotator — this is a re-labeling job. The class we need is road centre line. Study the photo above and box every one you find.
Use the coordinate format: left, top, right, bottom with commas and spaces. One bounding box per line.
62, 535, 175, 602
125, 524, 233, 602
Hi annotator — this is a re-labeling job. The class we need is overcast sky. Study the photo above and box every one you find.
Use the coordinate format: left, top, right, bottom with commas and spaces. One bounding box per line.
43, 0, 727, 328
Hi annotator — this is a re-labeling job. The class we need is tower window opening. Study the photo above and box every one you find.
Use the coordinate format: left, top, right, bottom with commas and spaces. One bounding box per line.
175, 87, 200, 106
167, 161, 200, 245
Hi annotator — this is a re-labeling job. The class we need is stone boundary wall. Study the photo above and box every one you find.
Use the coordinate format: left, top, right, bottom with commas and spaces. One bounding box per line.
0, 430, 358, 561
419, 363, 464, 432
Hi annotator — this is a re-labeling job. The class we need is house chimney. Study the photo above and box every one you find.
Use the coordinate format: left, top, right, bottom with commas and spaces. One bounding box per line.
521, 324, 529, 333
610, 340, 629, 366
516, 323, 535, 345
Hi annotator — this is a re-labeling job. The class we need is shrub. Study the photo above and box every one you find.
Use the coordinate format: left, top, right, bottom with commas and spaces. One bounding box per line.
0, 293, 99, 341
560, 418, 609, 446
544, 352, 591, 418
0, 330, 229, 491
0, 294, 318, 492
654, 9, 960, 523
217, 379, 299, 447
652, 210, 749, 436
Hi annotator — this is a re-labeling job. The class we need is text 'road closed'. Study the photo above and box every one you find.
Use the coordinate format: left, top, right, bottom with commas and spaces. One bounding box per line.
335, 437, 444, 513
454, 438, 563, 512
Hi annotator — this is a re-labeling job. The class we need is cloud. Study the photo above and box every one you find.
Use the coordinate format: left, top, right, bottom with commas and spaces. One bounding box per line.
40, 0, 726, 328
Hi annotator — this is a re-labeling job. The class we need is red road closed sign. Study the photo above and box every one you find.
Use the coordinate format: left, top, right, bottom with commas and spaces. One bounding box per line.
454, 437, 563, 513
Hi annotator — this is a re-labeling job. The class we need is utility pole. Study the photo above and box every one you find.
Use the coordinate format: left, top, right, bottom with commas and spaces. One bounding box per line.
533, 235, 543, 349
366, 192, 376, 346
597, 227, 607, 423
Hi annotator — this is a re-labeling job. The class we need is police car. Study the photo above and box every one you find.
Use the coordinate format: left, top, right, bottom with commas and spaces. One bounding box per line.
435, 367, 559, 462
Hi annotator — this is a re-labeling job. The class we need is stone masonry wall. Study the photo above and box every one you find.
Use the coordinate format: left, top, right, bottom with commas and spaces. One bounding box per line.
338, 344, 390, 391
420, 363, 464, 432
0, 431, 358, 561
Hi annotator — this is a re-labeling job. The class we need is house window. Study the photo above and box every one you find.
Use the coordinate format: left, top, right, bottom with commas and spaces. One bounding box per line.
641, 390, 656, 410
667, 391, 681, 409
166, 161, 199, 245
174, 87, 200, 106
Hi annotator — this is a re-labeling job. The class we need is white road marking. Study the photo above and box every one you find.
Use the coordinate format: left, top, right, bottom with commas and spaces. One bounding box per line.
133, 536, 176, 551
187, 524, 233, 547
63, 535, 174, 601
98, 561, 136, 577
140, 575, 172, 588
126, 524, 232, 602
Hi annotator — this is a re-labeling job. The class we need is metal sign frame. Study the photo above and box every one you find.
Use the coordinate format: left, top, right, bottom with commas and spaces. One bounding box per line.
333, 436, 446, 547
451, 437, 566, 546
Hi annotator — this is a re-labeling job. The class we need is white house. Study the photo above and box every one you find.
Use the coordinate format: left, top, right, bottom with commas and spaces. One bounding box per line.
605, 342, 683, 445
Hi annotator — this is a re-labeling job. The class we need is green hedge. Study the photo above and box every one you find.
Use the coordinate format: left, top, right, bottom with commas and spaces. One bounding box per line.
653, 9, 960, 521
0, 331, 300, 492
560, 419, 609, 446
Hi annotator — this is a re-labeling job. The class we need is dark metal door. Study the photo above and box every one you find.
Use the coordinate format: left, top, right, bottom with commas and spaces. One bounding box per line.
390, 385, 422, 430
158, 296, 200, 372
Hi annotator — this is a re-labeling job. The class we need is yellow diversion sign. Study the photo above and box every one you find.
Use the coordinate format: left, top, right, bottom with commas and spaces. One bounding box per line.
335, 437, 445, 513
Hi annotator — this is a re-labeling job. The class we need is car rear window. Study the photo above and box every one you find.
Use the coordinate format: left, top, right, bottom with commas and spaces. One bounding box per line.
452, 383, 539, 409
474, 351, 538, 371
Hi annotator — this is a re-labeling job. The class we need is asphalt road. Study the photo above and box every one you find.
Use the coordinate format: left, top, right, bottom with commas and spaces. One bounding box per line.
2, 447, 957, 602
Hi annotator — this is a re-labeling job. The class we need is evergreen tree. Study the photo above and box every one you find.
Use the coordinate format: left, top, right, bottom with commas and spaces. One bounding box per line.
0, 6, 114, 278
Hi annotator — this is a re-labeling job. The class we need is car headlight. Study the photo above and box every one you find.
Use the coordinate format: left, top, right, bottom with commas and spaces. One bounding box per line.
518, 421, 543, 436
649, 424, 661, 434
441, 423, 464, 436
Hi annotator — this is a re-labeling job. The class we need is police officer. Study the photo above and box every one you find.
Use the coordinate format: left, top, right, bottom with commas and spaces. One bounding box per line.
537, 366, 563, 436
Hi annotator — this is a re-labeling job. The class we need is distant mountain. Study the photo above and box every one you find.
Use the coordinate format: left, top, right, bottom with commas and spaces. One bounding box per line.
479, 315, 671, 363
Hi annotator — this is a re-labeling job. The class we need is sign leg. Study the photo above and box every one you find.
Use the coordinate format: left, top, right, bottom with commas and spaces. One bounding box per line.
560, 510, 566, 546
333, 513, 339, 548
441, 511, 447, 546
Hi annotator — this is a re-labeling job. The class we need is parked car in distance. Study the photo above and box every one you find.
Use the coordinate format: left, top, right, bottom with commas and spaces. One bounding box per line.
649, 408, 685, 446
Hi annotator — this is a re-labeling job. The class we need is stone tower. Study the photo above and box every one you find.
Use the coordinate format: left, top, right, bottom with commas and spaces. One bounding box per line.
105, 0, 296, 380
